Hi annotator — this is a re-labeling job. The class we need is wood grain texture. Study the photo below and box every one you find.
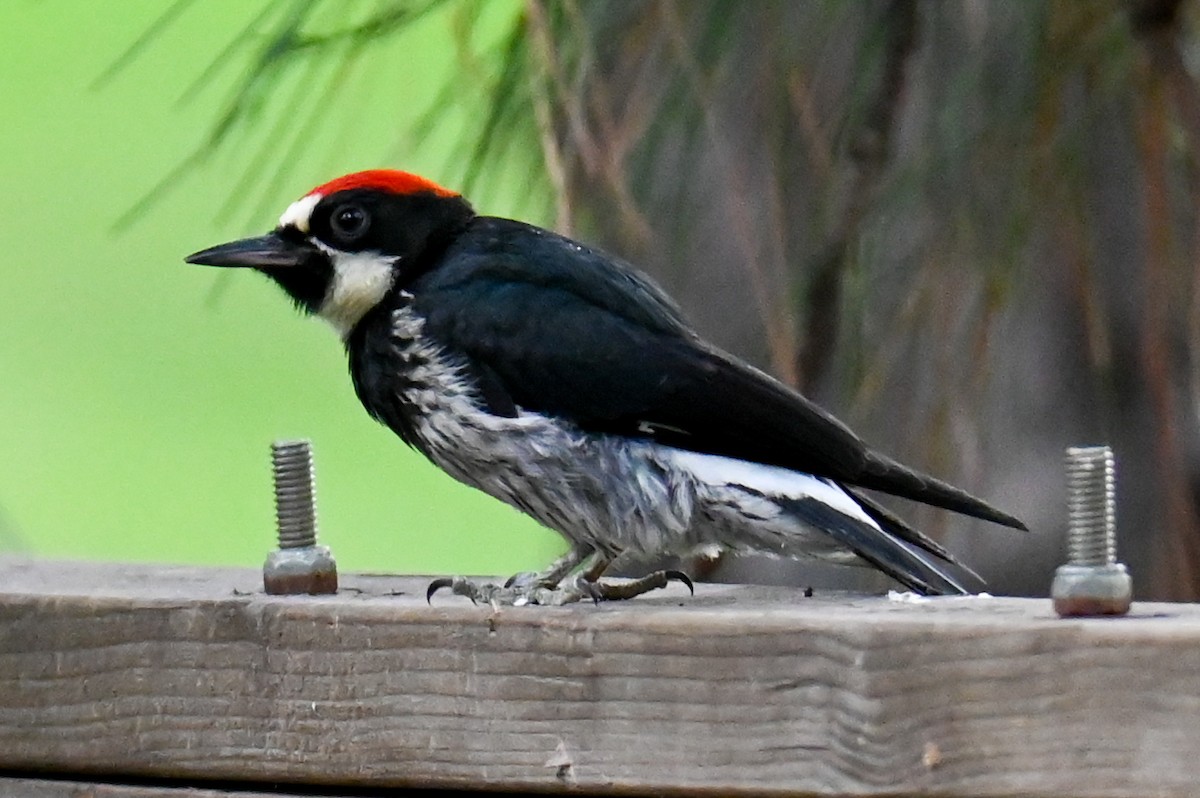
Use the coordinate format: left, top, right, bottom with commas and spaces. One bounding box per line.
0, 777, 284, 798
2, 557, 1198, 797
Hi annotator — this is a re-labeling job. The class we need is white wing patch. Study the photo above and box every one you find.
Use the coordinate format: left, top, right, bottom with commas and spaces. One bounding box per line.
669, 449, 879, 528
279, 193, 321, 233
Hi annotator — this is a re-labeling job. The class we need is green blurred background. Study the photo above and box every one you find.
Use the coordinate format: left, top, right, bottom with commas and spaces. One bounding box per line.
0, 0, 562, 573
7, 1, 1200, 600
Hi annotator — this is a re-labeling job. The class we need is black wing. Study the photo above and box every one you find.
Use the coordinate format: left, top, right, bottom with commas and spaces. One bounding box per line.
415, 218, 1026, 530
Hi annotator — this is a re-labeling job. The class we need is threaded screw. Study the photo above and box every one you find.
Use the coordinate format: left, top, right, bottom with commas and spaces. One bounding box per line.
1064, 446, 1116, 567
272, 440, 318, 549
263, 439, 337, 595
1051, 445, 1131, 617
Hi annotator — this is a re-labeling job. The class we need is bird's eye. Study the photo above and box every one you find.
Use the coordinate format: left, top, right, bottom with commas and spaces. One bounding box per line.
329, 203, 370, 242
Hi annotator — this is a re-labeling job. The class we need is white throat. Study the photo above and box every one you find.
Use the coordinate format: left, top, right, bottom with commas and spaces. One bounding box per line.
317, 247, 397, 338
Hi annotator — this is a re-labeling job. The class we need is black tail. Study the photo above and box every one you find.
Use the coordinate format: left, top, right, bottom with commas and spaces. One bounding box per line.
778, 494, 971, 596
855, 451, 1028, 531
848, 487, 986, 587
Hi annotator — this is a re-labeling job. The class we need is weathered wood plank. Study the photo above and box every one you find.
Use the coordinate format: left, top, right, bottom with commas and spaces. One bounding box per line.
0, 777, 284, 798
1, 557, 1198, 797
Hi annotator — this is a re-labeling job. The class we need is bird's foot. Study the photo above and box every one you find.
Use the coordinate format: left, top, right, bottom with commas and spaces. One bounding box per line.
425, 575, 562, 606
425, 548, 593, 606
426, 569, 694, 606
561, 569, 695, 604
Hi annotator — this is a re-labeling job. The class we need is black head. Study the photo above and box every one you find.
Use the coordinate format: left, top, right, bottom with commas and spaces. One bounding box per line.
185, 170, 474, 335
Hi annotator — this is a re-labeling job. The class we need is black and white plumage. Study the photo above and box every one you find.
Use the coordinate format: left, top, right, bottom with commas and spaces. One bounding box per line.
187, 169, 1026, 601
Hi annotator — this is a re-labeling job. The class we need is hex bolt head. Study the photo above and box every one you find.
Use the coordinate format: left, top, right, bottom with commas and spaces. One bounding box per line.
264, 545, 338, 595
1052, 446, 1131, 617
1051, 564, 1131, 617
263, 439, 337, 595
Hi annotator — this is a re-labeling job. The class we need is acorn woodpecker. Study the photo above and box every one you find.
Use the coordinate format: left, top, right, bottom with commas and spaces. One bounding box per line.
186, 169, 1026, 603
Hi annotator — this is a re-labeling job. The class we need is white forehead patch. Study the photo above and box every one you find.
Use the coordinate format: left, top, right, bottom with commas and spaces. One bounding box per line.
279, 193, 321, 233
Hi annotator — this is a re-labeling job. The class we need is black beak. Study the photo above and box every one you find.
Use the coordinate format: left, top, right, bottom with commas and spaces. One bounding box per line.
185, 232, 314, 269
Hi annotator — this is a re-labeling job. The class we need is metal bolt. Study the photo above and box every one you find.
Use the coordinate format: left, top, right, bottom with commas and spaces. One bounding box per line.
1051, 445, 1131, 617
263, 439, 337, 595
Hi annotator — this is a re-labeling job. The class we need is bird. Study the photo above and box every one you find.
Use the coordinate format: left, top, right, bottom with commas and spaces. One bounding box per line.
186, 168, 1027, 604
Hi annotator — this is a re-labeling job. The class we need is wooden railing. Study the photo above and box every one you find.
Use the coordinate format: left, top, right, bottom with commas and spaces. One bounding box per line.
2, 557, 1197, 797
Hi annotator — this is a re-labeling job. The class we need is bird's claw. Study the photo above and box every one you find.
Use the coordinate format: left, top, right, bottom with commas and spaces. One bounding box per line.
572, 569, 694, 602
426, 569, 694, 606
426, 575, 551, 605
665, 569, 695, 595
426, 576, 480, 604
503, 570, 551, 590
426, 575, 560, 606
